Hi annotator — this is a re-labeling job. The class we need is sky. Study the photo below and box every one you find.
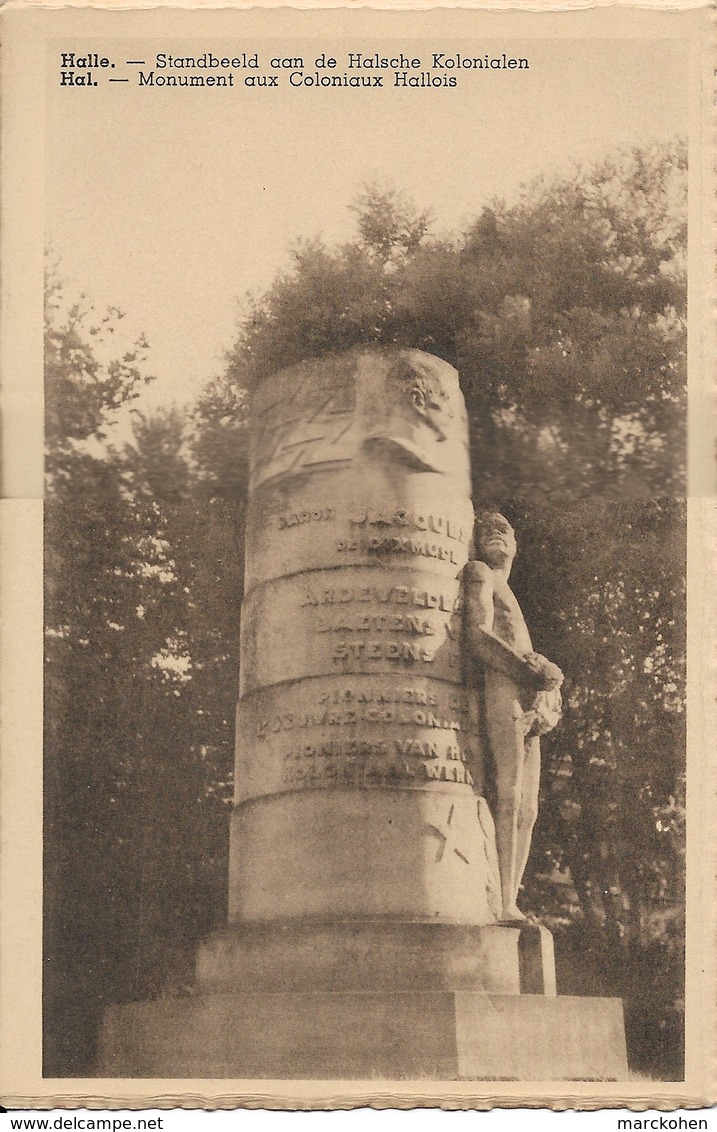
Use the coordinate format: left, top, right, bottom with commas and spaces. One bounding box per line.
45, 28, 689, 421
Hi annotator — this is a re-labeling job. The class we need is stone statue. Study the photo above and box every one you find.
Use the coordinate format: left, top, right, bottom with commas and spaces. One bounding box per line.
464, 510, 563, 923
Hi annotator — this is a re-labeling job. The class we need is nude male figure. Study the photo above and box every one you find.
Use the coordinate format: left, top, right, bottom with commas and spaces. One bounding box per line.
464, 511, 563, 922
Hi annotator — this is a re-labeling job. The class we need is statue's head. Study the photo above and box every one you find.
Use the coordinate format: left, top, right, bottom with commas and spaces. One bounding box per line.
473, 510, 517, 572
361, 352, 466, 479
396, 365, 453, 443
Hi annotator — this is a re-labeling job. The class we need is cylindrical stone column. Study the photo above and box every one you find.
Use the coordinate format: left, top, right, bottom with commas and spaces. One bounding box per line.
228, 349, 502, 929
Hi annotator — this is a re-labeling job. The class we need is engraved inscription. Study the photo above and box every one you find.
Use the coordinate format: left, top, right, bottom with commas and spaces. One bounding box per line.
278, 507, 335, 529
301, 583, 463, 669
423, 762, 474, 783
284, 737, 475, 764
301, 585, 462, 611
258, 708, 467, 737
337, 537, 460, 564
317, 685, 463, 708
314, 612, 436, 634
283, 761, 475, 788
347, 509, 468, 543
332, 640, 437, 663
255, 684, 470, 738
281, 736, 476, 789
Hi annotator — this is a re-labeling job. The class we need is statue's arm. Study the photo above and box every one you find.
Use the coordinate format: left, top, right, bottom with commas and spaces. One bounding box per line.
464, 563, 563, 690
464, 563, 535, 685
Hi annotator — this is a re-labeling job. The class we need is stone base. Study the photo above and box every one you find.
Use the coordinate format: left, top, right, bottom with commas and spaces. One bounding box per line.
99, 990, 628, 1080
197, 920, 556, 997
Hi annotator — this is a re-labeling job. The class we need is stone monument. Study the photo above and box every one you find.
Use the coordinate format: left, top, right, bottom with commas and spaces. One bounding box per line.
100, 349, 628, 1080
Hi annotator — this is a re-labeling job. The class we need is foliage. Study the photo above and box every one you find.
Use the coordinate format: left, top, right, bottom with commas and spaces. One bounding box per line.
44, 143, 686, 1079
43, 286, 246, 1073
228, 141, 686, 498
508, 497, 686, 1077
44, 267, 153, 494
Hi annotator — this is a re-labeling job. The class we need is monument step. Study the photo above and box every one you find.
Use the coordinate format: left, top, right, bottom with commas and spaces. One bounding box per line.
196, 919, 556, 997
99, 990, 628, 1080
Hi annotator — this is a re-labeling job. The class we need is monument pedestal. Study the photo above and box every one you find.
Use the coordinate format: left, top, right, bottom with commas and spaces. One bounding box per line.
100, 988, 628, 1080
98, 920, 628, 1079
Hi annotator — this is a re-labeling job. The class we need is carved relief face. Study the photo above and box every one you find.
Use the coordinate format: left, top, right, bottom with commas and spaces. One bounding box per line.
361, 354, 467, 480
474, 513, 517, 570
404, 377, 453, 443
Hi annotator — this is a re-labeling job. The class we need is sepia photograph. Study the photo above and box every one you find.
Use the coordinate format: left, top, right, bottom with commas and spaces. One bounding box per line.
1, 0, 714, 1110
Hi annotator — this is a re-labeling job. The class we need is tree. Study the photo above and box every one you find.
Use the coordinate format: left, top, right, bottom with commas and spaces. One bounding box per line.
349, 183, 432, 265
44, 265, 152, 495
455, 143, 686, 498
227, 142, 686, 498
506, 497, 686, 1076
44, 272, 249, 1074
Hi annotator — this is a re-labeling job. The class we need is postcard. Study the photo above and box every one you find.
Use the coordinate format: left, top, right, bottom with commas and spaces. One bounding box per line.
1, 0, 714, 1111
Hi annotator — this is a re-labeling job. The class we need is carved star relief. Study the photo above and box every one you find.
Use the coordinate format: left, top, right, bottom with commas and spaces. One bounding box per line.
426, 803, 470, 865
